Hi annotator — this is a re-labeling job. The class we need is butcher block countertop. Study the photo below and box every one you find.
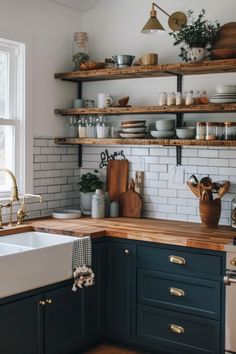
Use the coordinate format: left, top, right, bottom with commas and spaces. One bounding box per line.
13, 217, 236, 252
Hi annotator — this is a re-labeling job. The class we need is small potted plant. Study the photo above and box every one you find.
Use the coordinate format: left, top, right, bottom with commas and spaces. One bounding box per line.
78, 170, 104, 214
169, 9, 220, 62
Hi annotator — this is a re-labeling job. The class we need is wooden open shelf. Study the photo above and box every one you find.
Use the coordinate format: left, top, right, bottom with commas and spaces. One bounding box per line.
55, 103, 236, 116
55, 137, 236, 147
54, 59, 236, 82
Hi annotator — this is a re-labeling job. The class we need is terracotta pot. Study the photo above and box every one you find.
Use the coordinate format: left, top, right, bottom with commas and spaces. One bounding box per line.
199, 198, 221, 228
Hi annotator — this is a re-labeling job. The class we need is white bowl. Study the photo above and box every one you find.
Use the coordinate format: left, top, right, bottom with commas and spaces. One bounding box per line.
155, 119, 175, 131
176, 127, 196, 139
151, 130, 175, 138
216, 85, 236, 94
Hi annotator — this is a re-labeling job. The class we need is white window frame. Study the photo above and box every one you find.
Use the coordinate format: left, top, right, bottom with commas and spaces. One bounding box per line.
0, 26, 33, 199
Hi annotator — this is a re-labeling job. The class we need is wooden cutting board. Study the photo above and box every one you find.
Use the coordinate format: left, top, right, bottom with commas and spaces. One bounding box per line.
106, 159, 129, 202
119, 179, 142, 218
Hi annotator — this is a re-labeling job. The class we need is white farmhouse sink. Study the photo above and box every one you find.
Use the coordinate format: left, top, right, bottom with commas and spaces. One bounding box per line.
0, 231, 78, 298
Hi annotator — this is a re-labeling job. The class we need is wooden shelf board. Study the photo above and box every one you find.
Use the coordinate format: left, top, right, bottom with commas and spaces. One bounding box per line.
54, 59, 236, 82
55, 103, 236, 116
55, 137, 236, 147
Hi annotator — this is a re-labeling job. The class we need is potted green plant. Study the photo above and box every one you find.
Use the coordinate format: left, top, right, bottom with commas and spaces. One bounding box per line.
78, 170, 104, 214
169, 9, 220, 62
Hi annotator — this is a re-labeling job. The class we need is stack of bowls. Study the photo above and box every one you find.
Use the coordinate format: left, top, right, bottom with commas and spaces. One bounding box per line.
151, 119, 175, 138
119, 120, 147, 138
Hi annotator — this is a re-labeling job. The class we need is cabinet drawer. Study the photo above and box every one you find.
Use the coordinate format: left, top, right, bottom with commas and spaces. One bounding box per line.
136, 245, 222, 278
137, 304, 220, 354
137, 269, 221, 319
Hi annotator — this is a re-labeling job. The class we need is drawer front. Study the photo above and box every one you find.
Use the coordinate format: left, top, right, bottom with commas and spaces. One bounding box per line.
137, 304, 220, 354
136, 245, 222, 278
137, 269, 221, 319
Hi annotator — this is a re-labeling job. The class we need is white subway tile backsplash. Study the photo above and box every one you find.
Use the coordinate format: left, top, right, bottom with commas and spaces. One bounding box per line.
17, 139, 235, 227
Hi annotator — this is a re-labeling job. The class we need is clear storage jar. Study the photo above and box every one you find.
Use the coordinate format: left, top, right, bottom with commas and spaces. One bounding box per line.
65, 116, 78, 137
196, 122, 206, 140
206, 122, 216, 140
231, 198, 236, 228
215, 123, 224, 140
224, 122, 236, 140
72, 32, 89, 71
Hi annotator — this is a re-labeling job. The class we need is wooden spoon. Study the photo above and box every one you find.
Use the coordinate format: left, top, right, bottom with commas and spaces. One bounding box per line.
218, 181, 231, 198
186, 181, 200, 198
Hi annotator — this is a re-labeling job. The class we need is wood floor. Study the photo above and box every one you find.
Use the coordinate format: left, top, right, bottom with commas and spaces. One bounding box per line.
84, 344, 143, 354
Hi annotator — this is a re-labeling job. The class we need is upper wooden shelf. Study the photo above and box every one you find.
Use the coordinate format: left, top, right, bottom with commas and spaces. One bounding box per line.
54, 59, 236, 82
55, 103, 236, 116
55, 137, 236, 147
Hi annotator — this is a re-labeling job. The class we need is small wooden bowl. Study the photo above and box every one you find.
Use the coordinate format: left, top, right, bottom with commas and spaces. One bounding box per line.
80, 61, 106, 71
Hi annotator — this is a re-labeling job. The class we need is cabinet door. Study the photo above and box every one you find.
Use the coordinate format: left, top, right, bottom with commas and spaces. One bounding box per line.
106, 241, 133, 340
0, 294, 43, 354
44, 284, 83, 354
83, 242, 105, 344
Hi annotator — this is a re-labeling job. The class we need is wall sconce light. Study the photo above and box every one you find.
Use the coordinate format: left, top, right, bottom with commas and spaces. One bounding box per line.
141, 2, 187, 32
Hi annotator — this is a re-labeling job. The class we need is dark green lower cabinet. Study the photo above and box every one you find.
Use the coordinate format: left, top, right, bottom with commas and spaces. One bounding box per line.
45, 285, 83, 354
105, 240, 134, 341
0, 294, 43, 354
137, 304, 220, 354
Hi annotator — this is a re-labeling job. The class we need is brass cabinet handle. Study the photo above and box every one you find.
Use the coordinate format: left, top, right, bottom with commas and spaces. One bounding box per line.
169, 287, 185, 297
169, 255, 186, 265
46, 299, 53, 304
230, 258, 236, 267
124, 249, 130, 255
169, 324, 185, 334
39, 300, 46, 306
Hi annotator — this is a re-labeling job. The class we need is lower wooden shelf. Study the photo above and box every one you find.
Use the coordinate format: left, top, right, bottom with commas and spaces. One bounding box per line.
55, 137, 236, 147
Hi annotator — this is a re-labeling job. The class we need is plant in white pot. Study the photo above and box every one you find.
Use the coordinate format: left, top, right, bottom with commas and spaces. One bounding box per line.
78, 170, 104, 215
169, 9, 220, 62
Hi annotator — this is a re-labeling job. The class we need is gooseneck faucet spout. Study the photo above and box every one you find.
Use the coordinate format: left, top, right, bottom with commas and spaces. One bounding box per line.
0, 168, 19, 201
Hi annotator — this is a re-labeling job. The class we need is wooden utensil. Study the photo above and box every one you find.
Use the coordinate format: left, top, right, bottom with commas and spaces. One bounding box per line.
217, 181, 231, 198
186, 181, 200, 198
106, 160, 129, 202
119, 179, 142, 218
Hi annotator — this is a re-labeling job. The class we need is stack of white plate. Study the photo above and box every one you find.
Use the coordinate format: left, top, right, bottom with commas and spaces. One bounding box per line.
210, 85, 236, 103
151, 119, 176, 138
119, 120, 147, 138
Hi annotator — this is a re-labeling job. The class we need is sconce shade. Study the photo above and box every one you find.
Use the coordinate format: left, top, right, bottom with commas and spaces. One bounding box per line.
141, 10, 165, 33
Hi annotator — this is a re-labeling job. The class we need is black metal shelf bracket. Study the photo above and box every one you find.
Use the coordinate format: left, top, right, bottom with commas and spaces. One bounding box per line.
78, 144, 82, 167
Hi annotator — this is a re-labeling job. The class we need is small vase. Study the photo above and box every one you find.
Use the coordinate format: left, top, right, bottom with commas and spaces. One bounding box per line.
199, 198, 221, 228
188, 47, 206, 62
80, 192, 93, 215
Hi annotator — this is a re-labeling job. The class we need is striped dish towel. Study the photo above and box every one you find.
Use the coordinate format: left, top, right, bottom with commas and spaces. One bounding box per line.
72, 236, 95, 291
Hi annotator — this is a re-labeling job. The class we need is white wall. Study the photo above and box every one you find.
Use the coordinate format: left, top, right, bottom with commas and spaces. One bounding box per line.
0, 0, 81, 137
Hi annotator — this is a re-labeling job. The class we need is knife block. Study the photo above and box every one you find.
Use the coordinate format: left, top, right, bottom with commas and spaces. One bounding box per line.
199, 198, 221, 228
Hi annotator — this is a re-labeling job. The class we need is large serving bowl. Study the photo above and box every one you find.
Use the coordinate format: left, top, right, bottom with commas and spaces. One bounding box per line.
176, 127, 196, 139
155, 119, 175, 131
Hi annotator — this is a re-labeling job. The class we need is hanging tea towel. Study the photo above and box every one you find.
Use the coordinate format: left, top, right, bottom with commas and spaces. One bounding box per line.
72, 236, 95, 291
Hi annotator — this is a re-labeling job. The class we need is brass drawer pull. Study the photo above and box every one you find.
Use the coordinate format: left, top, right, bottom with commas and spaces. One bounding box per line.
124, 249, 130, 255
169, 255, 186, 265
39, 300, 46, 306
230, 258, 236, 267
46, 299, 53, 304
169, 287, 185, 297
169, 324, 185, 334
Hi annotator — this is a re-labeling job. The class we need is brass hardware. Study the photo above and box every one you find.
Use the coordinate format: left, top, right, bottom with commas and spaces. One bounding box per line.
169, 287, 185, 297
0, 168, 19, 202
39, 300, 46, 306
141, 2, 187, 33
124, 249, 130, 255
46, 299, 53, 304
169, 255, 186, 265
230, 258, 236, 267
17, 194, 42, 225
169, 324, 185, 334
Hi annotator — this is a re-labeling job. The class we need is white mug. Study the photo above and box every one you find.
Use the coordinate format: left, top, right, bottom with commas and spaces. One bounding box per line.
98, 93, 113, 108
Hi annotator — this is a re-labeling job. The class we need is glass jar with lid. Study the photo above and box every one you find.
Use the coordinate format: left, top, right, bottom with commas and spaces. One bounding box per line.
206, 122, 216, 140
224, 122, 236, 140
72, 32, 90, 71
196, 122, 206, 140
231, 198, 236, 228
215, 122, 224, 140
